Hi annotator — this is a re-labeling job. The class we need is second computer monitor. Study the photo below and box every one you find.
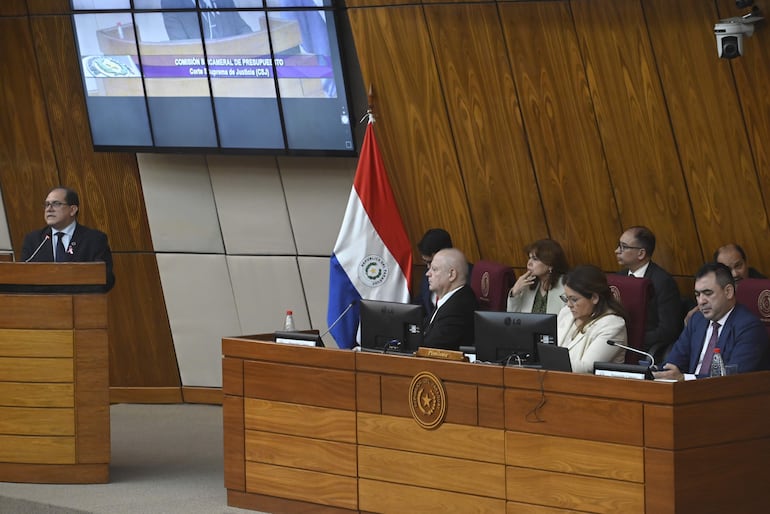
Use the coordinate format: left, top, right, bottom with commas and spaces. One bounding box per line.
474, 311, 557, 364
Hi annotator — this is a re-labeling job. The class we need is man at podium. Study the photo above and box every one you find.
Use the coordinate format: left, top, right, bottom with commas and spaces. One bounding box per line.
21, 186, 115, 292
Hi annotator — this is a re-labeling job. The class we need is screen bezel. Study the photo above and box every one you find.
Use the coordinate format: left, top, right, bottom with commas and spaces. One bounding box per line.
69, 1, 357, 156
359, 299, 424, 354
474, 311, 557, 365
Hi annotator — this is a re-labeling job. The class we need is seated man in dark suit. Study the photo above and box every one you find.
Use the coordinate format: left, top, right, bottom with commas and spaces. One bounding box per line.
422, 248, 477, 351
655, 262, 769, 380
615, 226, 682, 353
21, 186, 115, 292
684, 242, 766, 325
714, 243, 766, 281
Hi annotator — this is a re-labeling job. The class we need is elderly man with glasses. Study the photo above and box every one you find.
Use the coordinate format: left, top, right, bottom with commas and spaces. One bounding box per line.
615, 225, 681, 356
21, 186, 114, 291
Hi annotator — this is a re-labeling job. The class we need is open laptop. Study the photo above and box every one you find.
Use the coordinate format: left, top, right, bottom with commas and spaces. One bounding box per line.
536, 342, 572, 372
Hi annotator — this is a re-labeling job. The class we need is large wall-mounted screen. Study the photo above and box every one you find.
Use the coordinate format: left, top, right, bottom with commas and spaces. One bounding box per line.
71, 0, 355, 155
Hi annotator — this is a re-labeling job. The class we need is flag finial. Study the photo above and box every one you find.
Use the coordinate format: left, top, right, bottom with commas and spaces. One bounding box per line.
360, 84, 376, 124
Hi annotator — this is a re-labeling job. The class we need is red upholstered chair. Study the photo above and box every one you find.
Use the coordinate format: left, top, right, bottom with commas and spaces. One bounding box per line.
734, 278, 770, 338
606, 274, 653, 364
470, 260, 516, 311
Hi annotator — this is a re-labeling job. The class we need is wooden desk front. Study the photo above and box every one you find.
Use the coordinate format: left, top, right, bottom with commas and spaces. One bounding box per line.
222, 336, 770, 514
0, 263, 109, 484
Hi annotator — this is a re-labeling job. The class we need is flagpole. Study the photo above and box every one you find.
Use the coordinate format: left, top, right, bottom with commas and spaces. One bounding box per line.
361, 84, 375, 125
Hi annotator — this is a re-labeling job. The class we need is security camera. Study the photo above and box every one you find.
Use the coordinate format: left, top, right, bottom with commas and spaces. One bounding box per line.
714, 19, 754, 59
714, 11, 763, 59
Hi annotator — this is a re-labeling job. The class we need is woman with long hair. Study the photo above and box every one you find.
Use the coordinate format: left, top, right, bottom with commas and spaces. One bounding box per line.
557, 265, 628, 373
507, 239, 569, 314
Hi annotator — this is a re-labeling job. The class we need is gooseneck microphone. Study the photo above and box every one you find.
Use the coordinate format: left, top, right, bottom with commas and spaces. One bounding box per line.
319, 300, 357, 339
607, 340, 655, 369
24, 234, 51, 262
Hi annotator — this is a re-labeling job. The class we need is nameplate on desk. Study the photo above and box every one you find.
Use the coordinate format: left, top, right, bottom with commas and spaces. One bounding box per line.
594, 362, 653, 380
415, 347, 468, 362
273, 331, 324, 348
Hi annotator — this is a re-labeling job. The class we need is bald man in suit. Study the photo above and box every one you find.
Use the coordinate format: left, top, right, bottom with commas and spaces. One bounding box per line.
422, 248, 477, 350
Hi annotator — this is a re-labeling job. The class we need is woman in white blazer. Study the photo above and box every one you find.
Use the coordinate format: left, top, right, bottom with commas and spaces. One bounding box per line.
557, 265, 628, 373
507, 239, 570, 314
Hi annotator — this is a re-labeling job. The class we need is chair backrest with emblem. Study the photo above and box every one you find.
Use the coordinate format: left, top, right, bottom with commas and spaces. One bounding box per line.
470, 260, 516, 311
734, 278, 770, 339
606, 274, 653, 364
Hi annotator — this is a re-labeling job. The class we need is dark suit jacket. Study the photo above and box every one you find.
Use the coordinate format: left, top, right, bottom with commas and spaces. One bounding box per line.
620, 262, 682, 351
21, 224, 115, 292
422, 284, 477, 351
665, 304, 769, 377
162, 0, 251, 40
413, 262, 474, 318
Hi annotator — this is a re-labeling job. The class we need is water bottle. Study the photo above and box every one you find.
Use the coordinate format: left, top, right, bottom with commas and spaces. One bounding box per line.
283, 310, 296, 331
709, 348, 725, 377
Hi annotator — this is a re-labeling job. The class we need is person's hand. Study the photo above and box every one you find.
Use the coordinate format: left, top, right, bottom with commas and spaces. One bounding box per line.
510, 270, 537, 297
653, 363, 684, 381
683, 305, 698, 326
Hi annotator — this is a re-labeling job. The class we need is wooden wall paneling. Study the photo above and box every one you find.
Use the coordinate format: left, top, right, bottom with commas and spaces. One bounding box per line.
347, 6, 480, 261
244, 398, 357, 443
666, 438, 770, 514
246, 431, 358, 476
0, 296, 71, 329
716, 0, 770, 276
644, 0, 770, 259
243, 361, 356, 410
504, 389, 643, 446
344, 0, 411, 11
108, 254, 180, 389
74, 328, 109, 464
506, 431, 643, 482
26, 0, 69, 15
644, 448, 675, 514
571, 0, 701, 276
499, 1, 622, 269
356, 371, 382, 414
0, 17, 60, 253
424, 4, 547, 264
357, 412, 506, 464
223, 395, 246, 491
0, 1, 27, 16
505, 466, 644, 514
358, 478, 505, 513
358, 445, 506, 497
0, 435, 75, 464
244, 461, 358, 510
0, 382, 73, 408
0, 329, 72, 357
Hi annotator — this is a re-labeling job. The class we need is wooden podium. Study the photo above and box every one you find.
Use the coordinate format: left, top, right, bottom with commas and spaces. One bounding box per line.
0, 263, 109, 484
222, 335, 770, 514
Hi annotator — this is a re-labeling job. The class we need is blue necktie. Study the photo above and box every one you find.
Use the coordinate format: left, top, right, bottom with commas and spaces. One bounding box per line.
55, 232, 66, 262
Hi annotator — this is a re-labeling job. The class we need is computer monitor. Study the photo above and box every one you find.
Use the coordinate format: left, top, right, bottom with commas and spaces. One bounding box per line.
474, 311, 557, 365
359, 300, 424, 353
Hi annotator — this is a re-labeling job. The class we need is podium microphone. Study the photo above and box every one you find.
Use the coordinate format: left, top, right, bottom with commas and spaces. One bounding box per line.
25, 234, 51, 262
607, 340, 655, 369
319, 300, 357, 339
